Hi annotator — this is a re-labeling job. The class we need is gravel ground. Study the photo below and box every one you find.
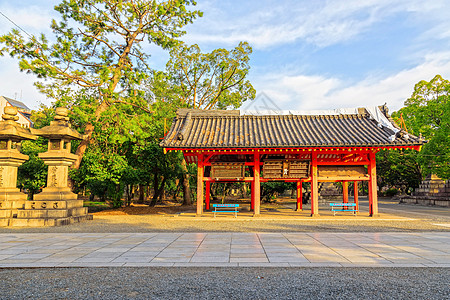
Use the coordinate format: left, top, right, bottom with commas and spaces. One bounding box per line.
2, 198, 449, 233
0, 267, 449, 299
0, 214, 449, 233
1, 198, 448, 233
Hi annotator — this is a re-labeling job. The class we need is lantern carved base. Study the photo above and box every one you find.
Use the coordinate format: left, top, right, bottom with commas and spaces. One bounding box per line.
0, 187, 92, 227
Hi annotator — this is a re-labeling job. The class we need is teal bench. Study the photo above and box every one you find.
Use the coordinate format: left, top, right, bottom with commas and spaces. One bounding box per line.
330, 203, 358, 216
212, 204, 239, 218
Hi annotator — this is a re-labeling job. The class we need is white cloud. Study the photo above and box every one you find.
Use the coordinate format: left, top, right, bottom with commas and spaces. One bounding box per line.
0, 3, 56, 35
184, 0, 448, 49
255, 51, 450, 112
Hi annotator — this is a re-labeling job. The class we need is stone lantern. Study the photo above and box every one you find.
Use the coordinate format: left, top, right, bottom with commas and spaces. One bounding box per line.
31, 107, 83, 200
14, 107, 92, 226
0, 106, 37, 226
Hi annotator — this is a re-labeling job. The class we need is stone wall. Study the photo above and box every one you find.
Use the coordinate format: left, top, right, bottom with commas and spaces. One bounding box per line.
398, 175, 450, 207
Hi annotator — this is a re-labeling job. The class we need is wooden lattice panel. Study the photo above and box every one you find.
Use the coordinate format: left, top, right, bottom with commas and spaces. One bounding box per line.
263, 160, 310, 179
211, 163, 245, 179
288, 160, 310, 178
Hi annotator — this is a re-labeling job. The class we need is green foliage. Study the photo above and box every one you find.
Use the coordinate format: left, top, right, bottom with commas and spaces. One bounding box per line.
393, 75, 450, 179
163, 42, 256, 109
2, 0, 256, 207
0, 0, 203, 173
384, 188, 400, 197
376, 149, 422, 194
17, 139, 47, 198
261, 182, 294, 202
0, 0, 202, 98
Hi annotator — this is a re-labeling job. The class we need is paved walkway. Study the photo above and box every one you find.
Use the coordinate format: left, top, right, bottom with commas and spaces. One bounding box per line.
0, 232, 449, 268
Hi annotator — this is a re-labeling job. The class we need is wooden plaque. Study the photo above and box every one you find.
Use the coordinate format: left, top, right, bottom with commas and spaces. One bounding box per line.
211, 163, 245, 179
318, 166, 367, 177
263, 160, 310, 179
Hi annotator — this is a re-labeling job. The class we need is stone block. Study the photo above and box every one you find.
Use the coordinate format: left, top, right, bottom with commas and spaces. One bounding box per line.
27, 218, 47, 227
23, 200, 84, 210
0, 218, 10, 226
45, 219, 56, 226
0, 191, 28, 201
0, 210, 12, 218
55, 218, 71, 226
69, 207, 88, 217
33, 190, 77, 201
47, 210, 69, 218
17, 209, 68, 219
10, 219, 42, 227
0, 200, 27, 209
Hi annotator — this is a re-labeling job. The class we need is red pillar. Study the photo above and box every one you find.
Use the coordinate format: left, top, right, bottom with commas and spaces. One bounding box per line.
342, 181, 348, 210
296, 181, 303, 211
205, 181, 211, 210
311, 153, 319, 217
342, 181, 349, 203
353, 181, 359, 212
251, 181, 255, 211
253, 152, 261, 216
196, 153, 204, 216
368, 152, 379, 217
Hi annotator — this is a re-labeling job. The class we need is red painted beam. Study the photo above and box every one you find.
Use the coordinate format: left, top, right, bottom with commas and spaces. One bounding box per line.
205, 181, 211, 210
296, 181, 303, 211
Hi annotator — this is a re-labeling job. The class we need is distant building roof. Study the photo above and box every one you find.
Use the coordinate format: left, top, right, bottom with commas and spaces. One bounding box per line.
2, 96, 31, 112
160, 107, 425, 149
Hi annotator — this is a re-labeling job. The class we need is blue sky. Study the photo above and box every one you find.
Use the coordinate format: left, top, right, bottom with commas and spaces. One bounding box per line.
1, 0, 450, 112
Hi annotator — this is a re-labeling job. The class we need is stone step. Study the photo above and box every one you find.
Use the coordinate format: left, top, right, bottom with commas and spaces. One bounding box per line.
6, 214, 93, 227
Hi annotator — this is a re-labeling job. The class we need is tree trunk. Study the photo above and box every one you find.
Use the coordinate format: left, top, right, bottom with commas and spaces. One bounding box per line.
138, 184, 145, 204
150, 176, 166, 207
180, 158, 192, 205
73, 100, 109, 170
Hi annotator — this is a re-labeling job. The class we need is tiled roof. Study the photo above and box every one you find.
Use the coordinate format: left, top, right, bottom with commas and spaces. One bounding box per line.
160, 108, 425, 149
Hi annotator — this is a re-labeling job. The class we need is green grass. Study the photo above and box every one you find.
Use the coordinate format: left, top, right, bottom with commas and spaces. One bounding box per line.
83, 201, 110, 213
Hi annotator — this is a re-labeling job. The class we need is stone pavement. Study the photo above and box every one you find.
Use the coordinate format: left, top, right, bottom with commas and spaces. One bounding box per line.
0, 232, 449, 268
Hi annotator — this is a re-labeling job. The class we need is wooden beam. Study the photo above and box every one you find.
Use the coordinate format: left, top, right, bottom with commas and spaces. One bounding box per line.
203, 177, 254, 182
196, 153, 204, 216
316, 161, 369, 166
311, 153, 319, 217
368, 152, 379, 217
317, 176, 370, 181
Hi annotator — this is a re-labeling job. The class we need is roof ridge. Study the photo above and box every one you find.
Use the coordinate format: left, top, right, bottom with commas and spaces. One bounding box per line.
186, 113, 366, 119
